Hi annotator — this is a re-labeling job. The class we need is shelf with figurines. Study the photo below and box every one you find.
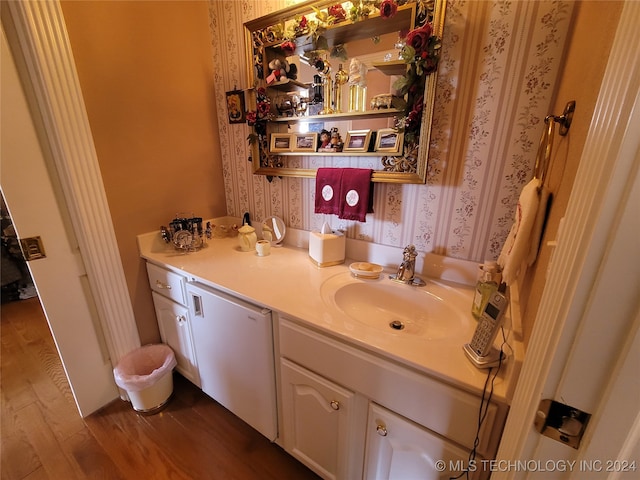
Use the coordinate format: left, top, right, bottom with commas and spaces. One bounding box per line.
268, 70, 407, 124
267, 126, 406, 158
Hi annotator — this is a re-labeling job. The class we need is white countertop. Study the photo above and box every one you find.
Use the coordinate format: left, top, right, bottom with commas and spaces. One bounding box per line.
138, 228, 523, 404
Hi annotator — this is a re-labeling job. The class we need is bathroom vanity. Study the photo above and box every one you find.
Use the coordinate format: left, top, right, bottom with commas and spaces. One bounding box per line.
138, 227, 522, 480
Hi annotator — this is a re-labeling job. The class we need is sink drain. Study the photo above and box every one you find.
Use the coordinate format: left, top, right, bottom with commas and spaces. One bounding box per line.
389, 320, 405, 331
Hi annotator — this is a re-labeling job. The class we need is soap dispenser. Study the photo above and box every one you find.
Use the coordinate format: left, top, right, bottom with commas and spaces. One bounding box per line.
309, 222, 345, 267
471, 260, 502, 319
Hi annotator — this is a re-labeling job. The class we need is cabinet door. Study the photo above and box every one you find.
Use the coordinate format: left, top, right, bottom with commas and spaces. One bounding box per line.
364, 403, 477, 480
280, 358, 363, 480
152, 292, 200, 387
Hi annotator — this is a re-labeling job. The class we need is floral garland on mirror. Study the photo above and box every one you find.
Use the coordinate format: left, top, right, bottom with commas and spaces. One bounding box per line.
394, 19, 441, 146
246, 87, 282, 169
248, 0, 437, 76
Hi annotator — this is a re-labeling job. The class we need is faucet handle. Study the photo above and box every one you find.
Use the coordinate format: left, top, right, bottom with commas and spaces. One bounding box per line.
403, 244, 417, 259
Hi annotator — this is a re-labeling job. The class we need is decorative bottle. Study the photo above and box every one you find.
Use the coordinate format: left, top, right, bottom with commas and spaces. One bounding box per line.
471, 261, 502, 319
348, 58, 367, 112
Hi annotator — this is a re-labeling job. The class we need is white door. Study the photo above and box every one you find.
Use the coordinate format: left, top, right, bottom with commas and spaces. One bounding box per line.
494, 2, 640, 478
1, 27, 119, 416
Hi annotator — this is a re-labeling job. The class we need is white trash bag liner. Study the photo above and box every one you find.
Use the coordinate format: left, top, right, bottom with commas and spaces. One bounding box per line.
114, 344, 177, 413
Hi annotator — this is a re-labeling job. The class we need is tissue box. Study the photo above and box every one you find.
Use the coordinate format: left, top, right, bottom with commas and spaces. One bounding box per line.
309, 230, 345, 267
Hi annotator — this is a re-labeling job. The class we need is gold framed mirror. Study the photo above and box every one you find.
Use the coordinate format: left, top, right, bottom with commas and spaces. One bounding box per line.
243, 0, 445, 184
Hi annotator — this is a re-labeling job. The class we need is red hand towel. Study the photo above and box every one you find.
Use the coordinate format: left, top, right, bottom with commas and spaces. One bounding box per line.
339, 168, 373, 222
315, 168, 343, 215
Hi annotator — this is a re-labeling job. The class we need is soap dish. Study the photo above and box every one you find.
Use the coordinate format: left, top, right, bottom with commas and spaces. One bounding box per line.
349, 262, 383, 279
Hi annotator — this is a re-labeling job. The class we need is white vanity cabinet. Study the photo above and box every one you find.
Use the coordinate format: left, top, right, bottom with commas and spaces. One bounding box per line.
364, 403, 474, 480
146, 262, 200, 386
280, 358, 366, 480
278, 316, 506, 480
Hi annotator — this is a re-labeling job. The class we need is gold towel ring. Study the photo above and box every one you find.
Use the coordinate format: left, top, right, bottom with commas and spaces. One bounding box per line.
533, 101, 576, 191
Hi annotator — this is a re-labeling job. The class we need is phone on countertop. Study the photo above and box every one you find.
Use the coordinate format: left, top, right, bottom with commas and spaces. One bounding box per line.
464, 291, 508, 368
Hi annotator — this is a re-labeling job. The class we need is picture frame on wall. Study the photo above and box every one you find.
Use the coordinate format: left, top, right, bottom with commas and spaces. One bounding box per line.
343, 129, 372, 152
292, 133, 318, 152
270, 133, 292, 152
374, 128, 404, 154
226, 90, 246, 124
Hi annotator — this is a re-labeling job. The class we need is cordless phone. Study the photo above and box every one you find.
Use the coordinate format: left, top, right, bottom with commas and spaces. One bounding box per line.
464, 291, 508, 368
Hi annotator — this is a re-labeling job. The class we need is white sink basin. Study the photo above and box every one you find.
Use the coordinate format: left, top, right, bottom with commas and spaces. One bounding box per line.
320, 272, 472, 341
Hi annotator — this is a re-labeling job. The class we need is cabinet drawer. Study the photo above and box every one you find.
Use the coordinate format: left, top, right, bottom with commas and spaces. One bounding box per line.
146, 262, 186, 305
279, 317, 504, 458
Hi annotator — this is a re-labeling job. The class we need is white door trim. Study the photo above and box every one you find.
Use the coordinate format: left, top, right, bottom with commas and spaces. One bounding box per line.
494, 0, 640, 475
4, 2, 140, 366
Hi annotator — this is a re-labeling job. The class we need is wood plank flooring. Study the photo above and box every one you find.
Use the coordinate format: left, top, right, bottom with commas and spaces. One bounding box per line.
1, 297, 320, 479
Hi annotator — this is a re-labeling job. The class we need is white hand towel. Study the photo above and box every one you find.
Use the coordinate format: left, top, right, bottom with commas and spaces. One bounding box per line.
498, 178, 541, 285
527, 184, 551, 266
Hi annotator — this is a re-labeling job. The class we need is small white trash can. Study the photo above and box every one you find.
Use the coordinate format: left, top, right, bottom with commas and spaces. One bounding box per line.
113, 344, 177, 413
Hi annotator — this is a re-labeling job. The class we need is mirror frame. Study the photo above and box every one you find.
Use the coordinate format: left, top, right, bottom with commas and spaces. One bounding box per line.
243, 0, 445, 184
261, 216, 287, 244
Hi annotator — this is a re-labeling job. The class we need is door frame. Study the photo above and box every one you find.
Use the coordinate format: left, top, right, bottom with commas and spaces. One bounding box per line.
494, 1, 640, 475
2, 1, 140, 413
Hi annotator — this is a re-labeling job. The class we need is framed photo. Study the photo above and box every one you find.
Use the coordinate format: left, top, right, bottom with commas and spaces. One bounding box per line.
374, 128, 404, 154
226, 90, 246, 124
270, 133, 292, 152
343, 129, 372, 152
292, 132, 318, 152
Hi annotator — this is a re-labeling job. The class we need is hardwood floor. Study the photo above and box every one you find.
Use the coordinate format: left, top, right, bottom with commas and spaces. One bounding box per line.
1, 297, 320, 479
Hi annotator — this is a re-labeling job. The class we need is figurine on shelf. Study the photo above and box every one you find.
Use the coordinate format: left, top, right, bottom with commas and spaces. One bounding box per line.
330, 127, 344, 151
317, 128, 343, 152
319, 129, 332, 150
266, 58, 298, 85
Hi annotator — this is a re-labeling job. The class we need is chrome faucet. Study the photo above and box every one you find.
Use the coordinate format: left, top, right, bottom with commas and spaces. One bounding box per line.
391, 245, 425, 286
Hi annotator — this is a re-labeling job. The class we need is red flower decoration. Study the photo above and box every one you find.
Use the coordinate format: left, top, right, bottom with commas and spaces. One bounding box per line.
298, 15, 308, 29
329, 4, 346, 21
280, 41, 296, 55
257, 100, 271, 116
379, 0, 398, 19
405, 23, 432, 54
246, 111, 258, 127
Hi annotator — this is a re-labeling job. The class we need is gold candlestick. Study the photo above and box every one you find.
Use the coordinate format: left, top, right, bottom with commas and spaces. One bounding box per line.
333, 64, 348, 113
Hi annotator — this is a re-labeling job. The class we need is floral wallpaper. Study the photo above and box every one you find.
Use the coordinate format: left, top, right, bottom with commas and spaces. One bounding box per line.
208, 0, 574, 263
